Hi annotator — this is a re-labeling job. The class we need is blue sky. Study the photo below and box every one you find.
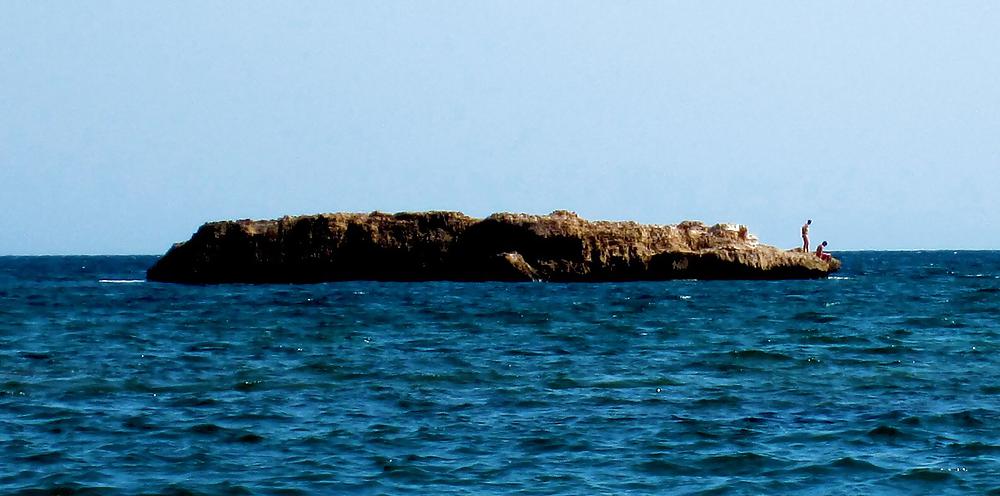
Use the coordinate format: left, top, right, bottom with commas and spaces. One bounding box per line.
2, 2, 998, 254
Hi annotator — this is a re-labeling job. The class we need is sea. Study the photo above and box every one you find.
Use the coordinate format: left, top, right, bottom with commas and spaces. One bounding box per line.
0, 252, 997, 495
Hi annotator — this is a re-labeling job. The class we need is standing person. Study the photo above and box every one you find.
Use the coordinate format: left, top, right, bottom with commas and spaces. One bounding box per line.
815, 241, 831, 261
801, 219, 812, 253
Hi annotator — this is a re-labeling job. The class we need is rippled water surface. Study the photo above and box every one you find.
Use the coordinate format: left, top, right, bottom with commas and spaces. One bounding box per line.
1, 253, 998, 495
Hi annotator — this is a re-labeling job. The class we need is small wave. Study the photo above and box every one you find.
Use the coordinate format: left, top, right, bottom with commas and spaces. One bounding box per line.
590, 376, 683, 389
700, 452, 786, 475
635, 459, 692, 476
233, 380, 264, 392
830, 456, 890, 473
186, 342, 231, 352
728, 349, 794, 361
19, 352, 52, 361
379, 462, 433, 483
234, 432, 265, 444
892, 467, 964, 483
926, 408, 993, 427
166, 395, 218, 408
947, 441, 1000, 456
793, 311, 839, 323
10, 484, 115, 495
692, 394, 742, 407
779, 456, 890, 477
867, 424, 903, 438
189, 423, 225, 434
97, 279, 144, 284
19, 451, 63, 464
860, 345, 908, 355
798, 331, 869, 345
518, 435, 570, 454
898, 316, 967, 329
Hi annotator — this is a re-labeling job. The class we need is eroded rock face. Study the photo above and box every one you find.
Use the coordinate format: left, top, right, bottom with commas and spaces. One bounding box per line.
146, 210, 841, 283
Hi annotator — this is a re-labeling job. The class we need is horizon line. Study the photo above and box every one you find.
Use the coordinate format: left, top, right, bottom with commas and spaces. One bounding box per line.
2, 248, 999, 257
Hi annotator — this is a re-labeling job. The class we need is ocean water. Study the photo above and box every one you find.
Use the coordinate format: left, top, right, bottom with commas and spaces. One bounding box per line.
0, 253, 998, 495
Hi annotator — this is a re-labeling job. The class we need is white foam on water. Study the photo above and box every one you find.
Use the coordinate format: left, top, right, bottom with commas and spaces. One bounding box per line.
98, 279, 145, 284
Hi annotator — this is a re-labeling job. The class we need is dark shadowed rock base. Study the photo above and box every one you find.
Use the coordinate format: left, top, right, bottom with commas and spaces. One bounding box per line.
146, 211, 841, 283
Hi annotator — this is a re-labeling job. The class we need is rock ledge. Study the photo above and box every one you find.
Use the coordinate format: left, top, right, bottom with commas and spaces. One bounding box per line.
146, 211, 841, 283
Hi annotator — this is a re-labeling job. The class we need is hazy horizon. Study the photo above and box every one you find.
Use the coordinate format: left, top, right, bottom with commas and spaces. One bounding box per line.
4, 3, 999, 255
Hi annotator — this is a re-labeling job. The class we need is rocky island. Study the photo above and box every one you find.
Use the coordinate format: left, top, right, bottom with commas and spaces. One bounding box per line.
146, 211, 841, 283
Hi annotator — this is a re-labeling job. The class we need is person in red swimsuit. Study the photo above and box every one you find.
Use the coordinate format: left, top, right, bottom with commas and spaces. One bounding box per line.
815, 241, 831, 261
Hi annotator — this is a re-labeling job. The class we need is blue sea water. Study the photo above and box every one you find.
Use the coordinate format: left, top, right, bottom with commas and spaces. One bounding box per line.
0, 253, 998, 495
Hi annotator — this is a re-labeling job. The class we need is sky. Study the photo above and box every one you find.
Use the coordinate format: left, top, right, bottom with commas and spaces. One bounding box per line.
2, 2, 999, 254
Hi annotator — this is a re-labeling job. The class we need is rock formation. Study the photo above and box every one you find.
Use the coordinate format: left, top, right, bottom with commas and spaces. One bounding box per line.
146, 210, 841, 283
